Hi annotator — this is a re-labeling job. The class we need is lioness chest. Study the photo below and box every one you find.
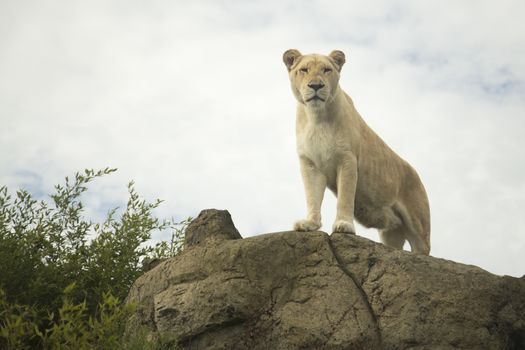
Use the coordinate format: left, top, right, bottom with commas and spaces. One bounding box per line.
296, 121, 342, 182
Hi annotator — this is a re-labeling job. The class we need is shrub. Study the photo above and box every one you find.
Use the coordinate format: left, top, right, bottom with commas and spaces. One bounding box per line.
0, 169, 188, 349
1, 284, 180, 349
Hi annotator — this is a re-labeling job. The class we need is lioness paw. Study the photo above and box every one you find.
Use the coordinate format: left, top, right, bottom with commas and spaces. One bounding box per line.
332, 220, 356, 234
294, 219, 321, 232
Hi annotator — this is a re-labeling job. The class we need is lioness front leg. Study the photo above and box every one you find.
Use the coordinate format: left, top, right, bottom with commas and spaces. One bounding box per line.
294, 156, 326, 232
333, 156, 357, 234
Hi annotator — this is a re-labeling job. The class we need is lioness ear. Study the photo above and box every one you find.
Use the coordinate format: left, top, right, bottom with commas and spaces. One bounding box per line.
329, 50, 346, 71
283, 49, 302, 71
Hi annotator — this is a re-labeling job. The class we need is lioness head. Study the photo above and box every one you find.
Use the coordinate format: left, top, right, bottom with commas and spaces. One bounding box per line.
283, 49, 346, 108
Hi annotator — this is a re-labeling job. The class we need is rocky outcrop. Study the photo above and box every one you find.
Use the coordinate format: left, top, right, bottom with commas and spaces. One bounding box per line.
184, 209, 242, 247
126, 209, 525, 349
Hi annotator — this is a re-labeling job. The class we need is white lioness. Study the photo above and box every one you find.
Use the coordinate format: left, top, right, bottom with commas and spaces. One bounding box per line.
283, 49, 431, 255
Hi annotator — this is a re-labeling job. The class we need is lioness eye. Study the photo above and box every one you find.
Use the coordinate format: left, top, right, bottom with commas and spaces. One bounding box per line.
300, 67, 308, 73
324, 68, 332, 73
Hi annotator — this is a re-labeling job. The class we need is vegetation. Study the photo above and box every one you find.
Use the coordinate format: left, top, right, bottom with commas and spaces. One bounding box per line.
0, 168, 188, 349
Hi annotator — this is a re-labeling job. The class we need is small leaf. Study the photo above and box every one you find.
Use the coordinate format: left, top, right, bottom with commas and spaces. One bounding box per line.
63, 282, 76, 295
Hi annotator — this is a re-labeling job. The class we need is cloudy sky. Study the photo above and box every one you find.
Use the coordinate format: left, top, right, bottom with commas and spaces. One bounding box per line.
1, 0, 524, 277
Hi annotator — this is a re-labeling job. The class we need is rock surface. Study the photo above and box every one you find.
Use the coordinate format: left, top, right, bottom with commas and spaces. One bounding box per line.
126, 209, 525, 350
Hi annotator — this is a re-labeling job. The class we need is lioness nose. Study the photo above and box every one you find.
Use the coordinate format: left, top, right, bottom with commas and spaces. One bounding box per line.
308, 83, 325, 91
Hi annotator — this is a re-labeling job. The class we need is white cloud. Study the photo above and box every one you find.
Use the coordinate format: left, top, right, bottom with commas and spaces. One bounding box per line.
1, 0, 524, 276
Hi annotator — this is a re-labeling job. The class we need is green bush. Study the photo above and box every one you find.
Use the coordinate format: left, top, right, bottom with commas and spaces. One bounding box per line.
1, 286, 129, 349
1, 285, 179, 349
0, 169, 188, 349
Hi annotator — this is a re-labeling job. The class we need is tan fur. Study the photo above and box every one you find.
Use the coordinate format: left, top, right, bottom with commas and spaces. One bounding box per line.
283, 49, 431, 255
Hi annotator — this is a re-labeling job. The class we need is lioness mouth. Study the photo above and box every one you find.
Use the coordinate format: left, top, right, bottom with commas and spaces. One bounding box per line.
307, 95, 325, 102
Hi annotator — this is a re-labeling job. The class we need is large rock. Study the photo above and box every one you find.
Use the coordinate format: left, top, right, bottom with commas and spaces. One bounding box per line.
126, 210, 525, 349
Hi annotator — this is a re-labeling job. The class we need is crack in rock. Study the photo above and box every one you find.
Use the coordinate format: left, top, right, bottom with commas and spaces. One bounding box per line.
326, 234, 383, 347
